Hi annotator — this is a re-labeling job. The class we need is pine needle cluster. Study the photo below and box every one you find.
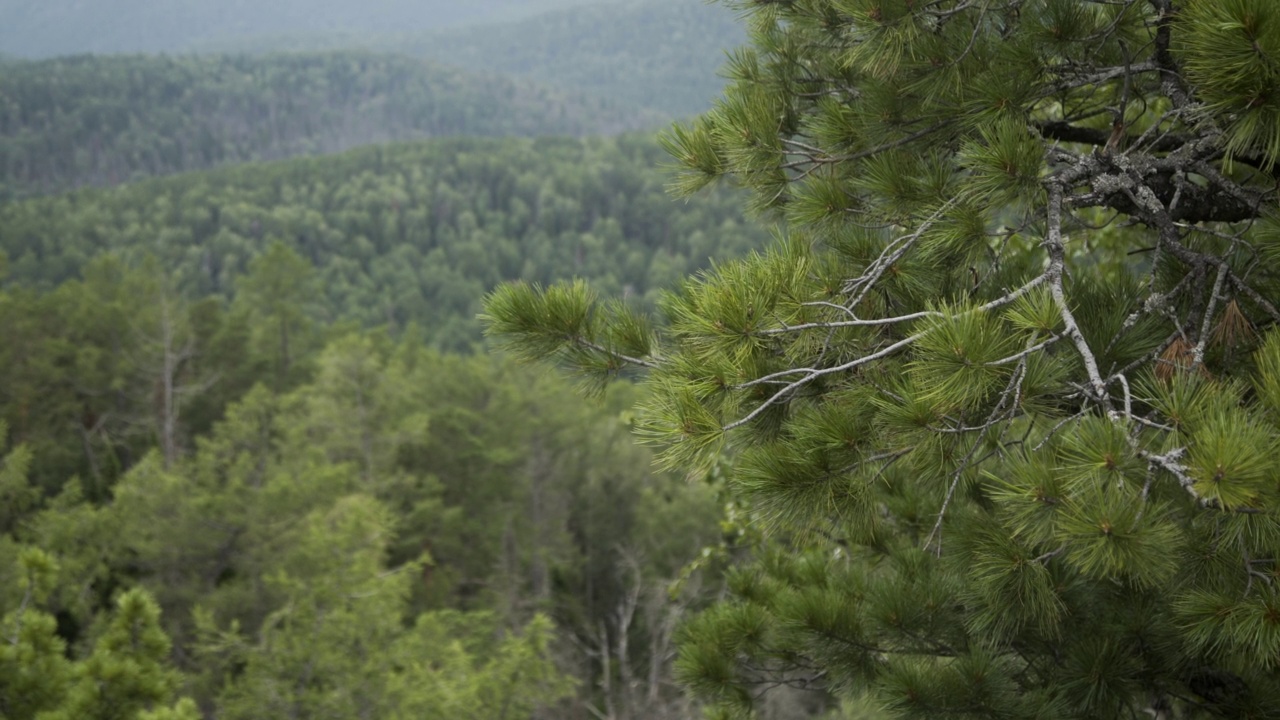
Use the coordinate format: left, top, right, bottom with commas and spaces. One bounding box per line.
484, 0, 1280, 716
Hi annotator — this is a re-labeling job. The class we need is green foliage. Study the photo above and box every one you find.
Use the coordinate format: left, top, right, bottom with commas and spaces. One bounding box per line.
0, 134, 765, 349
45, 589, 182, 720
383, 611, 575, 719
206, 494, 410, 720
0, 549, 71, 720
0, 322, 721, 716
484, 279, 656, 394
0, 427, 39, 534
236, 241, 319, 389
0, 560, 196, 720
0, 13, 758, 719
0, 256, 261, 492
135, 700, 201, 720
485, 0, 1280, 717
1176, 0, 1280, 167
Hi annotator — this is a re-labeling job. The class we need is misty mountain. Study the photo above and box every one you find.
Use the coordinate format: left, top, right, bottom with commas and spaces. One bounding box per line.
0, 52, 665, 199
189, 0, 746, 119
0, 0, 607, 58
402, 0, 745, 118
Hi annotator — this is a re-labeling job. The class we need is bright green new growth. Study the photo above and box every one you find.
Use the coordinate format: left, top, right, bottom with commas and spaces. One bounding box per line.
0, 547, 197, 720
485, 0, 1280, 717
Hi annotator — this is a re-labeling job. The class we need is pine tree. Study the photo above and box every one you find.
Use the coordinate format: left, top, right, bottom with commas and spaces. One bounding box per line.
0, 548, 70, 720
484, 0, 1280, 717
235, 240, 318, 391
39, 588, 191, 720
200, 493, 574, 719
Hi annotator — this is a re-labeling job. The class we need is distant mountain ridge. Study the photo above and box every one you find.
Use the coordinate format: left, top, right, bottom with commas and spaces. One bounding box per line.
196, 0, 748, 119
0, 0, 610, 57
402, 0, 745, 118
0, 51, 665, 199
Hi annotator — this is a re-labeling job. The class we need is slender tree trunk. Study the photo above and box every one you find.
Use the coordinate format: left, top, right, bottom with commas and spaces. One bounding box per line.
277, 314, 291, 389
160, 297, 179, 469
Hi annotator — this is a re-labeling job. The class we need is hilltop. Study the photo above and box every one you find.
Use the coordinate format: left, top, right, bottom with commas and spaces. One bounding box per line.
0, 51, 664, 198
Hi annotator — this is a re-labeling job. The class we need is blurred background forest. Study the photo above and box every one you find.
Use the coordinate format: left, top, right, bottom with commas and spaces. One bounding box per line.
0, 1, 826, 718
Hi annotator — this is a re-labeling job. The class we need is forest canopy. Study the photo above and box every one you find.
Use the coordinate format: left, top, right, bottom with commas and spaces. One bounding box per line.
0, 110, 764, 720
0, 134, 766, 348
0, 1, 789, 719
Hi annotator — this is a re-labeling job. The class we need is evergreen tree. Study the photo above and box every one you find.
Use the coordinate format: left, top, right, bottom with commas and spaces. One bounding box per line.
0, 548, 70, 720
235, 241, 319, 391
198, 494, 574, 720
44, 589, 186, 720
485, 0, 1280, 717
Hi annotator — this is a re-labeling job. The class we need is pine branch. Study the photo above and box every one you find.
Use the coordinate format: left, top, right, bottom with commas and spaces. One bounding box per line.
574, 337, 662, 370
726, 332, 922, 430
758, 308, 941, 334
729, 264, 1050, 433
1190, 251, 1232, 370
984, 333, 1061, 367
1045, 181, 1112, 409
925, 342, 1033, 554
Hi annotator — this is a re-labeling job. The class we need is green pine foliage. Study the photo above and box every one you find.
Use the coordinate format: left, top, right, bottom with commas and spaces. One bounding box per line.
202, 493, 573, 719
44, 589, 187, 720
484, 0, 1280, 717
0, 542, 197, 720
0, 548, 71, 720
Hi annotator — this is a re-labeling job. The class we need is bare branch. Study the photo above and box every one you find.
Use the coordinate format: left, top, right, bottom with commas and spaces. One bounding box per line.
1045, 181, 1112, 408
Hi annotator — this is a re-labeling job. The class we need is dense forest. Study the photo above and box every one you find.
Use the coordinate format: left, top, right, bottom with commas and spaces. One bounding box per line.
0, 134, 767, 346
0, 129, 784, 716
0, 2, 823, 718
0, 52, 662, 198
0, 314, 727, 718
12, 0, 1280, 717
0, 0, 608, 57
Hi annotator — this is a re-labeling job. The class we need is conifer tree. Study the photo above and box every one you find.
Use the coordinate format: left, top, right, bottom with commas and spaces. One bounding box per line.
40, 588, 191, 720
485, 0, 1280, 717
236, 240, 318, 391
200, 493, 574, 719
0, 548, 70, 720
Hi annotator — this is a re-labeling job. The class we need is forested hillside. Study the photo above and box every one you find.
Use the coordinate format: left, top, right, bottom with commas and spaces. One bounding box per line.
407, 0, 743, 118
0, 133, 770, 720
0, 2, 790, 717
0, 0, 608, 57
208, 0, 747, 119
0, 134, 766, 348
0, 52, 662, 198
0, 307, 725, 717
